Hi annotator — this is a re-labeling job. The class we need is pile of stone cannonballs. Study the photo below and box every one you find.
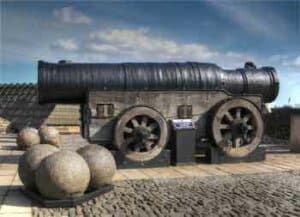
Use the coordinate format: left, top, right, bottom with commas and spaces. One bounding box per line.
17, 127, 116, 200
17, 126, 60, 150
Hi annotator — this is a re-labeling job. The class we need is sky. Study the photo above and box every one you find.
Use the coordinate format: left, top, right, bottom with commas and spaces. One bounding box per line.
0, 1, 299, 106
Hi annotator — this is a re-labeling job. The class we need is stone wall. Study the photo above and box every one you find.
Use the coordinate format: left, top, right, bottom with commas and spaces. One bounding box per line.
264, 106, 293, 139
0, 83, 80, 134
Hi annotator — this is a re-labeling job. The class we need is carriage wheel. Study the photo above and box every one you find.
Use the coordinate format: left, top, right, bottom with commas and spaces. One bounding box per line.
114, 106, 169, 162
211, 99, 264, 158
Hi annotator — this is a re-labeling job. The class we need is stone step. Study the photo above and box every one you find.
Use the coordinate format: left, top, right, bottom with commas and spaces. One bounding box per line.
0, 134, 17, 139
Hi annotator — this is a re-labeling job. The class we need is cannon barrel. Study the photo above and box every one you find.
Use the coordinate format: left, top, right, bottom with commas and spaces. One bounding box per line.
38, 61, 279, 104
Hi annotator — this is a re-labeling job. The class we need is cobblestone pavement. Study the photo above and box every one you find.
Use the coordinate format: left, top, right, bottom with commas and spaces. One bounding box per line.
33, 171, 300, 217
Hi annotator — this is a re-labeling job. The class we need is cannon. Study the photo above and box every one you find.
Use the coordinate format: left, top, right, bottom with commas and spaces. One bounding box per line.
38, 60, 279, 164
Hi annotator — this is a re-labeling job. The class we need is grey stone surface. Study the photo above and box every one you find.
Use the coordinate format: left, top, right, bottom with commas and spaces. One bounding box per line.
77, 145, 116, 189
39, 126, 60, 147
35, 150, 90, 199
33, 171, 300, 217
16, 127, 40, 150
60, 134, 90, 151
18, 144, 59, 190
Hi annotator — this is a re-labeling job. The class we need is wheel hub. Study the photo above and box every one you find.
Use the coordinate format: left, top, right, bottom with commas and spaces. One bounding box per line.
231, 121, 248, 137
133, 127, 151, 143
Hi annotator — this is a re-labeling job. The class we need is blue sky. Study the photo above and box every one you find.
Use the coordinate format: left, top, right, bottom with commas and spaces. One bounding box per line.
0, 1, 299, 106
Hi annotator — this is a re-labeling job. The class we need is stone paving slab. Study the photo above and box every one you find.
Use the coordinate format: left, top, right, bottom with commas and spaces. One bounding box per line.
197, 165, 231, 176
0, 190, 32, 215
0, 176, 14, 185
142, 167, 184, 179
0, 213, 32, 217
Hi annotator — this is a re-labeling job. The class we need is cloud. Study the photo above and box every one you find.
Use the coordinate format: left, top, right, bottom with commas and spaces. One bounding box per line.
84, 28, 253, 66
51, 39, 79, 51
85, 43, 118, 53
53, 6, 92, 24
269, 54, 300, 69
292, 56, 300, 68
209, 2, 289, 39
88, 28, 214, 60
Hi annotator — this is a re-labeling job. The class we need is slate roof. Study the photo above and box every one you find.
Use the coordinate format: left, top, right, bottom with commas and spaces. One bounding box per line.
0, 83, 80, 133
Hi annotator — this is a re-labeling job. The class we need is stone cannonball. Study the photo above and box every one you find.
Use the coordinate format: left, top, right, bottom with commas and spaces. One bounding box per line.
17, 127, 40, 150
38, 126, 60, 147
77, 145, 116, 189
18, 144, 59, 190
35, 150, 90, 199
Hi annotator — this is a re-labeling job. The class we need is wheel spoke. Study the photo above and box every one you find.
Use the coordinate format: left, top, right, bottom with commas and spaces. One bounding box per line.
247, 125, 254, 130
148, 123, 158, 131
234, 137, 242, 148
223, 132, 232, 145
145, 141, 153, 151
131, 118, 139, 128
225, 111, 234, 122
243, 114, 251, 123
236, 108, 241, 119
141, 116, 148, 127
243, 135, 251, 144
224, 132, 233, 140
149, 134, 158, 140
124, 127, 133, 134
220, 124, 231, 130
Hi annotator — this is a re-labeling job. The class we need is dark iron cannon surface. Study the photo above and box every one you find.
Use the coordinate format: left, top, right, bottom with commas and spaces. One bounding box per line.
38, 61, 279, 104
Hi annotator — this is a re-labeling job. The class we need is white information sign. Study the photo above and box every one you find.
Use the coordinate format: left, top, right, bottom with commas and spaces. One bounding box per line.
171, 119, 194, 129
